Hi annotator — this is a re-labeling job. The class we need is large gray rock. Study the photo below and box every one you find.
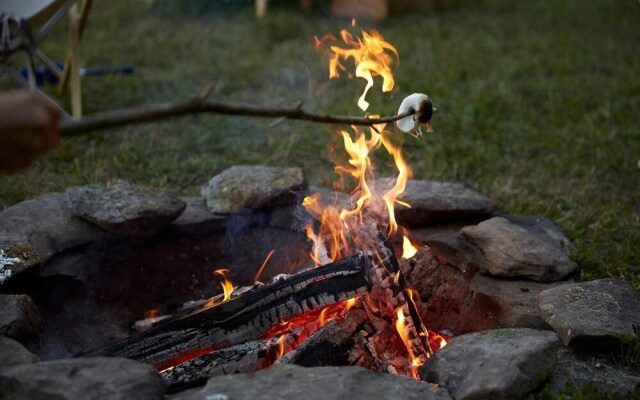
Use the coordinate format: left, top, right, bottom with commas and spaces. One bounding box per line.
471, 274, 574, 329
201, 165, 306, 214
172, 364, 452, 400
67, 180, 186, 236
0, 194, 106, 283
0, 357, 165, 400
0, 294, 43, 342
392, 180, 494, 227
546, 347, 640, 397
0, 337, 39, 368
537, 278, 640, 347
420, 328, 560, 400
460, 216, 578, 282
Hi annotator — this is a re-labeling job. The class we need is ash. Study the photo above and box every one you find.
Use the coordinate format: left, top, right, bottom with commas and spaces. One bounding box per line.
0, 249, 20, 284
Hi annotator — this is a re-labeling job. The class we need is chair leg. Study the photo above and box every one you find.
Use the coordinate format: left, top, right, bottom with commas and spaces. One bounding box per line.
68, 3, 82, 118
256, 0, 268, 17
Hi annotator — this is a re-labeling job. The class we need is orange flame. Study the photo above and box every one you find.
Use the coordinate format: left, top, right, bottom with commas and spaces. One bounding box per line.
308, 25, 441, 377
254, 249, 276, 282
319, 307, 331, 326
401, 236, 419, 259
345, 297, 358, 312
302, 124, 412, 261
316, 29, 398, 111
275, 335, 286, 360
214, 269, 234, 301
395, 307, 423, 368
381, 134, 412, 236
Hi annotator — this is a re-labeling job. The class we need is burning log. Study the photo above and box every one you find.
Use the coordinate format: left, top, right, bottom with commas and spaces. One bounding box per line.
80, 254, 371, 369
161, 335, 295, 394
367, 238, 433, 371
162, 308, 370, 393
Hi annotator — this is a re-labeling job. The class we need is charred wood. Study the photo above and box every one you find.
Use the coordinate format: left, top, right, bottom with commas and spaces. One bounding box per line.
80, 254, 371, 368
161, 334, 296, 394
279, 308, 369, 367
369, 238, 433, 363
163, 308, 369, 392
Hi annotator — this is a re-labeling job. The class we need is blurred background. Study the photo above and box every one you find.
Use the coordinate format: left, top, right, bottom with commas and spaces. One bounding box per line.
0, 0, 638, 287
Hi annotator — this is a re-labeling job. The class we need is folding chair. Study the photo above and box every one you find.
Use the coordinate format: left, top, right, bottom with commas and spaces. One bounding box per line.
1, 0, 92, 117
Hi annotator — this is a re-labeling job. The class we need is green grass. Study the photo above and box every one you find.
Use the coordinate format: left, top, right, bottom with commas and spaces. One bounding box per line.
0, 0, 638, 288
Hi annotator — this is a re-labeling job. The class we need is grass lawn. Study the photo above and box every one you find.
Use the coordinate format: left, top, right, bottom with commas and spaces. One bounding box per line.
0, 0, 638, 288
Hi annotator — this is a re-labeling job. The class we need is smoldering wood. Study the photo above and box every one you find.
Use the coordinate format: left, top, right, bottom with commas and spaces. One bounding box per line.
279, 308, 369, 367
60, 97, 415, 137
162, 308, 369, 392
369, 238, 433, 361
162, 334, 296, 394
79, 254, 371, 368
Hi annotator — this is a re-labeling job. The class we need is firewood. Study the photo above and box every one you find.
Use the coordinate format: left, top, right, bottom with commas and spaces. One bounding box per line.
368, 238, 433, 364
161, 334, 296, 394
79, 254, 371, 369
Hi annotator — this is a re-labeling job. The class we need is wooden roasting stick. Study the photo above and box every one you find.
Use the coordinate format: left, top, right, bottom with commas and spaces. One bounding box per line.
80, 254, 371, 369
59, 96, 415, 137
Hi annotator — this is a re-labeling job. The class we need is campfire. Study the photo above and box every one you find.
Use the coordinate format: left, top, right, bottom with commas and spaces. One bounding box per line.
78, 24, 447, 390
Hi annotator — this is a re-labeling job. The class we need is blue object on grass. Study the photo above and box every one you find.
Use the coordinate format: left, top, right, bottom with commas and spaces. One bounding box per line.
19, 63, 135, 86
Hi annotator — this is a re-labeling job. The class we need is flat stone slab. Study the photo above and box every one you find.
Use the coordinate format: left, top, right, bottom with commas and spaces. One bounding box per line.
0, 357, 165, 400
537, 278, 640, 347
67, 180, 186, 236
0, 294, 43, 342
201, 165, 306, 214
547, 347, 640, 397
471, 274, 574, 329
392, 180, 494, 227
461, 215, 578, 282
0, 337, 39, 369
420, 328, 559, 400
172, 364, 452, 400
0, 194, 106, 284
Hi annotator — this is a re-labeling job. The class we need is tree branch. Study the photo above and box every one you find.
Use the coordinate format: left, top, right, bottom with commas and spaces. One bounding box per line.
60, 97, 414, 137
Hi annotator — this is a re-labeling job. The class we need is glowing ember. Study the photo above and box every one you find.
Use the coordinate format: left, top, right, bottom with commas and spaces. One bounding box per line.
144, 309, 159, 323
262, 300, 356, 339
315, 28, 398, 111
213, 269, 234, 301
401, 236, 419, 259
